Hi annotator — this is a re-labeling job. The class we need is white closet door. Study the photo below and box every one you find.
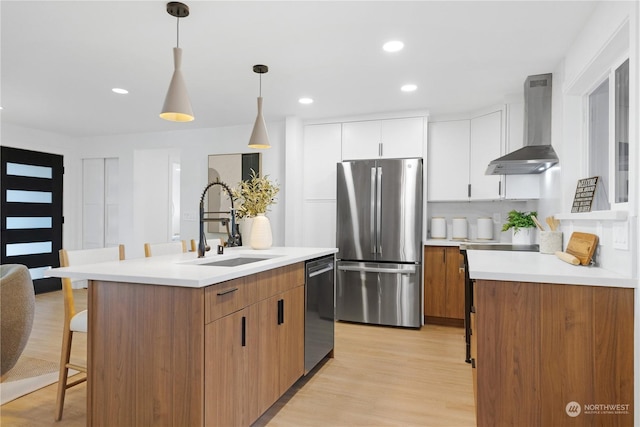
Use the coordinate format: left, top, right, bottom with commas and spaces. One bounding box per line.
83, 159, 105, 249
104, 158, 120, 247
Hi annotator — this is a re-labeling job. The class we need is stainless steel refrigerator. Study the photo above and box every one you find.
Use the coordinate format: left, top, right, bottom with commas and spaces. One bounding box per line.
336, 158, 422, 328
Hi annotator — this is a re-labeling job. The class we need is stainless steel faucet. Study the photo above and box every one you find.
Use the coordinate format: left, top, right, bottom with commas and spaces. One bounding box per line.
198, 180, 241, 257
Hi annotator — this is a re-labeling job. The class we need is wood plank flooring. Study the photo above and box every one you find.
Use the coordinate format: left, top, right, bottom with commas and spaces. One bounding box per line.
1, 290, 475, 427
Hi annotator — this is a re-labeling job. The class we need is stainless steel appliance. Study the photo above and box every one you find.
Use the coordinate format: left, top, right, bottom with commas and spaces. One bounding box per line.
461, 243, 539, 362
336, 158, 423, 328
305, 255, 335, 373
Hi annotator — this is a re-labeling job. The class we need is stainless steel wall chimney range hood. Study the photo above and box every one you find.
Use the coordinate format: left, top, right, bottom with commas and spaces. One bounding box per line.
486, 73, 558, 175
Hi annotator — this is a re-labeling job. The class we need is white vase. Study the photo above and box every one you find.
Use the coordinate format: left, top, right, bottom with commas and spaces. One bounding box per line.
512, 228, 534, 245
250, 213, 272, 250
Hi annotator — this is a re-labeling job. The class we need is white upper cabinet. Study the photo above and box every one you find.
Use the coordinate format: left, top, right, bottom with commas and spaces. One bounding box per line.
427, 120, 471, 201
342, 117, 424, 160
469, 110, 503, 200
428, 109, 504, 201
303, 123, 342, 200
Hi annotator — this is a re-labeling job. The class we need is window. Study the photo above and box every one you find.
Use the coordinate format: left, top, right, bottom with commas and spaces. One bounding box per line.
587, 57, 629, 209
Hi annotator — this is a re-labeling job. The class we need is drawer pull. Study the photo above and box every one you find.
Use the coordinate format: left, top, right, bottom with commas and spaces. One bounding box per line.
217, 287, 239, 296
471, 358, 476, 369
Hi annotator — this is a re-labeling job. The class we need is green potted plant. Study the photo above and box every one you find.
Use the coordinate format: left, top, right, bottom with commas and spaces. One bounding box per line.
233, 170, 279, 249
502, 210, 537, 245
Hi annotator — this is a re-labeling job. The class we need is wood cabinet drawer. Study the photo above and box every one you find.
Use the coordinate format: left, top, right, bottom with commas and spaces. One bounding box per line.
205, 276, 257, 323
256, 263, 305, 301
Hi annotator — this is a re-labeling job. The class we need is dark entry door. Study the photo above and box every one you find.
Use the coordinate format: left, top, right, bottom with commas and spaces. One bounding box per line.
1, 146, 63, 293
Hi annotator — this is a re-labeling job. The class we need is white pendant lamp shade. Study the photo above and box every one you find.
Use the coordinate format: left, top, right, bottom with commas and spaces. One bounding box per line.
160, 47, 194, 122
248, 64, 271, 149
248, 97, 270, 149
159, 2, 193, 122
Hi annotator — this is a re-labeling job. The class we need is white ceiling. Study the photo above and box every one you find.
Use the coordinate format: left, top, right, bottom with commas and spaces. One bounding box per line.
1, 1, 598, 138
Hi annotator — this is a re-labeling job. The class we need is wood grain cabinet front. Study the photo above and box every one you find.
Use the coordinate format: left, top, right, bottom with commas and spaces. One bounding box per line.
424, 246, 465, 323
88, 262, 306, 427
474, 280, 634, 427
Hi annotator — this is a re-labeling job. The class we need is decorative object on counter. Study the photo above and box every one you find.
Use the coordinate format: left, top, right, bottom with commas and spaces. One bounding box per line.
430, 217, 446, 239
539, 231, 562, 254
233, 170, 279, 249
160, 2, 194, 122
570, 176, 599, 213
452, 217, 467, 240
502, 210, 537, 245
476, 217, 493, 240
555, 250, 580, 265
248, 64, 271, 149
564, 232, 598, 265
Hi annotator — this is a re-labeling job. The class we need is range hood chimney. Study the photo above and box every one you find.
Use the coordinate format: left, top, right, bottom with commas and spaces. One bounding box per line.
486, 73, 558, 175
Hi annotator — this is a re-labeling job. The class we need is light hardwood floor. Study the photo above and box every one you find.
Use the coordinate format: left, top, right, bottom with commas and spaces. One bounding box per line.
1, 290, 476, 427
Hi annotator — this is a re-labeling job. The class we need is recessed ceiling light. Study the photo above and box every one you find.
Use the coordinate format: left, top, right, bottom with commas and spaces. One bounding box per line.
112, 88, 129, 95
401, 84, 417, 92
383, 40, 404, 52
298, 97, 314, 105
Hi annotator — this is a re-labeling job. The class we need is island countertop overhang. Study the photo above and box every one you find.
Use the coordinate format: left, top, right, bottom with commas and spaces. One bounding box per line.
46, 246, 337, 288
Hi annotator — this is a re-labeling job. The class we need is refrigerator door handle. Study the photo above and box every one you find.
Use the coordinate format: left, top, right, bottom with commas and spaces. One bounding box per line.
337, 264, 417, 274
376, 166, 382, 254
370, 167, 377, 255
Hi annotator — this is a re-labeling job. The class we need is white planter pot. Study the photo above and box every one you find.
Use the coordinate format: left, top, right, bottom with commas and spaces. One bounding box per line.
250, 213, 272, 250
511, 227, 534, 245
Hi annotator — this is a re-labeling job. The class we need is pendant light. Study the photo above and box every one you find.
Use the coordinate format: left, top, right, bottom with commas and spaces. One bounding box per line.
248, 64, 271, 149
160, 2, 194, 122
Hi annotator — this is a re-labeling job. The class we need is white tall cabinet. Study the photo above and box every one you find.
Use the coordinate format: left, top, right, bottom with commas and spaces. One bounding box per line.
301, 123, 342, 248
469, 111, 503, 200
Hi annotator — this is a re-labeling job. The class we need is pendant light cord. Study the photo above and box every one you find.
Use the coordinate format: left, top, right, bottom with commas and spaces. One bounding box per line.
259, 73, 262, 97
176, 17, 180, 48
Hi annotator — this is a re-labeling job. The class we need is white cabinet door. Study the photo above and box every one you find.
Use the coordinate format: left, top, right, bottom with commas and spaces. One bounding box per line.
381, 117, 424, 158
503, 102, 540, 199
427, 120, 470, 201
341, 121, 380, 160
303, 123, 342, 200
469, 111, 503, 200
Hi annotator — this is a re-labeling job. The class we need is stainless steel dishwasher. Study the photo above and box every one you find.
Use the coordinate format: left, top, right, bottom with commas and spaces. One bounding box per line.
305, 255, 335, 373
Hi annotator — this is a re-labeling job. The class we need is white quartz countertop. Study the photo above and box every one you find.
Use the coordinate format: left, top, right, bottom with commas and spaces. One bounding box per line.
466, 250, 636, 288
46, 246, 337, 288
425, 239, 501, 247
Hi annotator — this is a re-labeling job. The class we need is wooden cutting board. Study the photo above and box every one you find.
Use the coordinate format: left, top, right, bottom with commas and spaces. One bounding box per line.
565, 232, 598, 265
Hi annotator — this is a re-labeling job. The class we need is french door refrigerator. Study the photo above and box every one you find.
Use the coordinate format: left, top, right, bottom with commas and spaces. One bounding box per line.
336, 158, 423, 328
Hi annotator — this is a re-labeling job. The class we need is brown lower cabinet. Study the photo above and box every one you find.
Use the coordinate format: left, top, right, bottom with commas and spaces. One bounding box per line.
424, 246, 465, 323
471, 279, 634, 427
88, 263, 305, 427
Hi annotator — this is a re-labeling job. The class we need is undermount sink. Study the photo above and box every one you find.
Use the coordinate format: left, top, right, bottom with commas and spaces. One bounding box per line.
196, 256, 277, 267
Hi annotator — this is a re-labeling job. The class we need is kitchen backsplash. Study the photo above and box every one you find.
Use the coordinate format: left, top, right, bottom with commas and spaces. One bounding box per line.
427, 200, 539, 242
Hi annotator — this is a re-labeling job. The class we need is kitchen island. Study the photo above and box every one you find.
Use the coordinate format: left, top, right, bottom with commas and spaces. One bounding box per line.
466, 250, 635, 427
47, 246, 337, 427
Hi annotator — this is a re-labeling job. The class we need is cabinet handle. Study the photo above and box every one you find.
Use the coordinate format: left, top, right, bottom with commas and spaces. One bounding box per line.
443, 249, 446, 264
471, 358, 476, 369
498, 181, 502, 196
217, 287, 238, 296
468, 184, 471, 198
277, 299, 284, 325
471, 306, 476, 313
379, 142, 383, 157
241, 316, 246, 347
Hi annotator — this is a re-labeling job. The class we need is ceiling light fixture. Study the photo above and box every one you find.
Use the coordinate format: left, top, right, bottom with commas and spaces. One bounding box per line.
112, 88, 129, 95
383, 40, 404, 52
248, 64, 271, 149
160, 2, 194, 122
401, 84, 417, 92
298, 97, 314, 105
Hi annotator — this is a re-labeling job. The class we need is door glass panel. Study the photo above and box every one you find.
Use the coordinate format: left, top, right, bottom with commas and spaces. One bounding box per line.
588, 78, 610, 210
6, 162, 52, 179
6, 190, 52, 203
6, 217, 52, 229
6, 241, 52, 256
614, 59, 629, 203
